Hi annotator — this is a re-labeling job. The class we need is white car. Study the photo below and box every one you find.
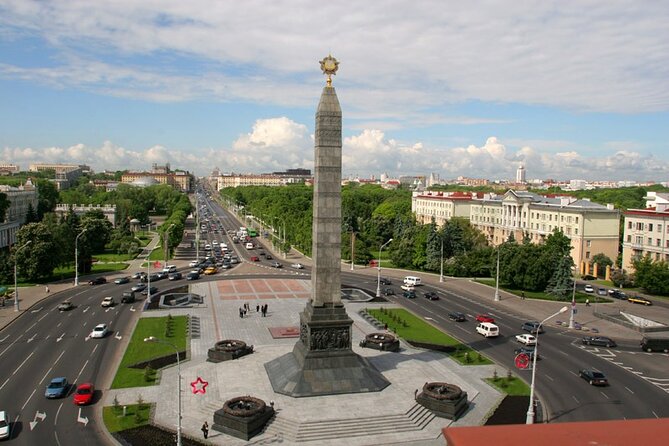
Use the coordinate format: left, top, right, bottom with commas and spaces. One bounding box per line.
515, 333, 537, 346
291, 263, 304, 269
189, 260, 199, 267
584, 284, 594, 293
400, 284, 415, 291
90, 324, 109, 338
0, 410, 9, 439
101, 296, 114, 307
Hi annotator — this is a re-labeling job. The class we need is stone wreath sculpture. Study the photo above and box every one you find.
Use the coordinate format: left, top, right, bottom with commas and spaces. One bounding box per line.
214, 340, 247, 352
422, 382, 464, 401
223, 396, 266, 417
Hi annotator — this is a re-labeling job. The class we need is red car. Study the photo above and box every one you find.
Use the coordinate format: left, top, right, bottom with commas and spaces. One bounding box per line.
250, 256, 260, 262
476, 314, 495, 323
73, 383, 94, 405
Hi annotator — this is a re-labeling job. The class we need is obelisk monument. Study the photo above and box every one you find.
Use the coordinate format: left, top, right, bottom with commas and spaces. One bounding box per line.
265, 55, 390, 397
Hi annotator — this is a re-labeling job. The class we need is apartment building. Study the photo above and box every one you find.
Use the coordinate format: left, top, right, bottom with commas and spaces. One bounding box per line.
29, 163, 88, 190
621, 192, 669, 271
413, 189, 620, 269
121, 170, 193, 192
0, 179, 38, 248
216, 174, 284, 189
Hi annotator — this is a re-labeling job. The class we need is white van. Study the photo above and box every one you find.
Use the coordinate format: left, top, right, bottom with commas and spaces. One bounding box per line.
162, 264, 177, 273
403, 276, 421, 287
245, 242, 254, 249
476, 322, 499, 338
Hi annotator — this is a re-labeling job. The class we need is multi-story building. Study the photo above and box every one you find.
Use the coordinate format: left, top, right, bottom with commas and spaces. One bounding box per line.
413, 189, 620, 270
29, 163, 88, 190
0, 163, 20, 174
216, 174, 284, 189
0, 179, 39, 248
121, 169, 193, 192
54, 204, 117, 227
621, 192, 669, 271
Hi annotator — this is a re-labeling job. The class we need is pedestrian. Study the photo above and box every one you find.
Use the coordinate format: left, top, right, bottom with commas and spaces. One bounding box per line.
239, 307, 243, 318
256, 304, 260, 313
45, 285, 50, 294
585, 298, 590, 307
521, 291, 525, 300
201, 421, 209, 439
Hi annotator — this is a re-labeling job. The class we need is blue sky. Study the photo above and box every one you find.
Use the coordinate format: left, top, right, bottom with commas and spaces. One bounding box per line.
1, 1, 668, 181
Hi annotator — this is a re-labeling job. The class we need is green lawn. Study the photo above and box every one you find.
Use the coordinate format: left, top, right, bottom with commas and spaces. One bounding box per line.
94, 252, 137, 262
45, 262, 128, 283
102, 403, 152, 432
111, 315, 188, 389
476, 279, 611, 303
366, 308, 492, 366
485, 374, 530, 396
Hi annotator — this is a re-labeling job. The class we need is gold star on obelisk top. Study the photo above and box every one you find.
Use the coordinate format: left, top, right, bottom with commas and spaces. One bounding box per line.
319, 54, 339, 87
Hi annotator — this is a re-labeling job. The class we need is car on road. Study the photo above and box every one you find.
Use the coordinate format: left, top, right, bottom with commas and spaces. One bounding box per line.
515, 334, 537, 345
114, 276, 130, 284
597, 288, 608, 296
291, 263, 304, 269
141, 273, 160, 283
448, 311, 466, 322
204, 266, 217, 275
121, 292, 136, 303
271, 261, 283, 268
423, 291, 439, 301
73, 383, 95, 406
131, 271, 146, 279
476, 314, 495, 323
514, 346, 540, 360
584, 284, 594, 293
101, 296, 115, 308
608, 289, 627, 299
131, 283, 147, 292
168, 272, 182, 281
188, 260, 200, 267
628, 295, 652, 306
141, 286, 158, 295
379, 277, 392, 285
0, 410, 9, 440
582, 336, 617, 347
250, 256, 260, 262
521, 321, 544, 334
90, 324, 109, 338
88, 277, 107, 285
382, 288, 395, 296
45, 377, 69, 398
58, 301, 74, 311
402, 290, 416, 299
265, 254, 273, 260
400, 284, 415, 291
155, 271, 169, 280
186, 271, 200, 280
579, 369, 608, 386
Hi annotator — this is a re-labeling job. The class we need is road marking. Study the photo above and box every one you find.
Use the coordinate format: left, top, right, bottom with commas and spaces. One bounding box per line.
29, 410, 46, 431
21, 388, 37, 411
54, 402, 63, 426
625, 386, 634, 394
0, 334, 9, 343
77, 408, 89, 427
91, 344, 99, 355
27, 334, 36, 343
30, 307, 43, 313
652, 410, 659, 418
544, 374, 554, 382
75, 359, 89, 382
38, 350, 66, 386
38, 312, 49, 322
56, 333, 65, 342
572, 395, 579, 403
569, 371, 578, 377
56, 322, 62, 328
115, 332, 122, 340
83, 306, 89, 313
26, 322, 37, 332
600, 391, 609, 399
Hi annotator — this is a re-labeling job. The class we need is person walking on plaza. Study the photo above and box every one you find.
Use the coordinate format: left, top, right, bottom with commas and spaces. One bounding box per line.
585, 298, 590, 307
45, 285, 50, 294
256, 303, 260, 313
201, 421, 209, 439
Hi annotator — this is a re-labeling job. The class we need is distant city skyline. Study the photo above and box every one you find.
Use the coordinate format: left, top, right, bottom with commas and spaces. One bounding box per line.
1, 2, 668, 181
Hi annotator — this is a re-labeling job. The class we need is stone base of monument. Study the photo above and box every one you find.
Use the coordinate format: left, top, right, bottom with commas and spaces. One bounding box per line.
212, 396, 274, 441
359, 332, 400, 352
265, 302, 390, 397
416, 382, 469, 420
207, 340, 254, 363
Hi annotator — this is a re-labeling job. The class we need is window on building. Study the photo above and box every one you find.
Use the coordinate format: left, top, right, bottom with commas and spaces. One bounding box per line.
586, 251, 590, 259
628, 221, 632, 229
575, 228, 578, 235
636, 222, 644, 230
658, 224, 662, 232
627, 235, 632, 242
657, 239, 662, 247
648, 237, 653, 245
636, 236, 643, 244
649, 223, 654, 231
586, 240, 592, 247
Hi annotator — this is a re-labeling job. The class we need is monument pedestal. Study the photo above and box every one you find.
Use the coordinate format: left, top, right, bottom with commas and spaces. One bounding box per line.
265, 301, 390, 397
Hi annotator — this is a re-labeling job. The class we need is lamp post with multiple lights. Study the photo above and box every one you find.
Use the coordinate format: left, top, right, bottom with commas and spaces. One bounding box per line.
13, 240, 32, 312
375, 238, 393, 298
74, 228, 87, 286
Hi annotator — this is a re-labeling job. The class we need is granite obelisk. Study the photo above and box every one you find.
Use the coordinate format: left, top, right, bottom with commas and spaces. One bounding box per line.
265, 55, 390, 397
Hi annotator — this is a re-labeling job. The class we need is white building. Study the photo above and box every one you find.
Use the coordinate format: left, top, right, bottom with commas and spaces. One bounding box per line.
516, 164, 526, 184
0, 179, 39, 248
621, 192, 669, 271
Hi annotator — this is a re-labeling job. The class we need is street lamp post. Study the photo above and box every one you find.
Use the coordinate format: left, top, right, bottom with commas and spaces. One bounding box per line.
376, 238, 393, 298
144, 336, 181, 446
74, 228, 87, 286
526, 305, 569, 424
13, 240, 32, 312
164, 223, 176, 264
350, 231, 356, 271
439, 239, 444, 283
568, 273, 577, 329
494, 248, 501, 301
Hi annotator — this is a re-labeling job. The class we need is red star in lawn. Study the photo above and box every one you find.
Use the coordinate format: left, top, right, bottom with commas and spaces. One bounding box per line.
190, 376, 209, 395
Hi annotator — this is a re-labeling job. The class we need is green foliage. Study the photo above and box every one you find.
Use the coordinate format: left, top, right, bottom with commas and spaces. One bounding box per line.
0, 192, 10, 222
632, 256, 669, 295
610, 267, 633, 288
590, 253, 613, 274
545, 255, 575, 300
15, 222, 59, 280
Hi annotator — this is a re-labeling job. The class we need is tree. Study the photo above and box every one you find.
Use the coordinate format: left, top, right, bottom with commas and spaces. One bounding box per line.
36, 179, 59, 219
545, 255, 575, 300
0, 193, 10, 222
632, 256, 669, 295
24, 203, 38, 223
590, 253, 613, 276
15, 223, 59, 280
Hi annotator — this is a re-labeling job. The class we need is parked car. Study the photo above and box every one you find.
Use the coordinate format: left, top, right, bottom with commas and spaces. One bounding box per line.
608, 289, 627, 299
101, 296, 115, 308
448, 312, 466, 322
579, 369, 608, 386
114, 276, 130, 284
89, 324, 109, 338
379, 277, 392, 285
168, 272, 182, 281
584, 284, 594, 293
291, 263, 304, 269
628, 295, 652, 306
265, 254, 273, 260
582, 336, 617, 348
58, 301, 74, 311
597, 288, 608, 296
186, 271, 200, 280
521, 321, 544, 334
423, 291, 439, 301
73, 383, 95, 405
0, 410, 9, 440
476, 314, 495, 323
402, 290, 416, 299
45, 377, 69, 398
271, 261, 283, 268
250, 256, 260, 262
88, 277, 106, 285
515, 334, 537, 346
514, 346, 540, 360
382, 288, 395, 296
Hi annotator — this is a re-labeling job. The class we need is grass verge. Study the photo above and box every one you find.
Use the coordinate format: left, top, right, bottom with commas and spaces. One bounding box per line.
485, 373, 530, 396
111, 315, 188, 389
103, 402, 152, 432
475, 279, 612, 303
366, 308, 492, 366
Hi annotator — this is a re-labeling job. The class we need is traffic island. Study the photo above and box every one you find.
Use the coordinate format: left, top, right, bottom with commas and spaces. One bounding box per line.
212, 396, 274, 440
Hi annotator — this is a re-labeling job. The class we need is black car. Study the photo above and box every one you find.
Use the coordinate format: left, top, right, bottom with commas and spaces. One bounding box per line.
186, 271, 200, 280
114, 276, 130, 284
423, 291, 439, 301
521, 321, 545, 334
168, 272, 182, 281
265, 254, 273, 260
582, 336, 617, 347
579, 369, 608, 386
448, 311, 466, 322
382, 288, 395, 296
155, 271, 169, 280
141, 286, 158, 295
131, 271, 146, 279
514, 346, 540, 360
141, 274, 160, 283
379, 277, 392, 285
271, 262, 283, 268
402, 290, 416, 299
609, 289, 627, 300
88, 277, 107, 285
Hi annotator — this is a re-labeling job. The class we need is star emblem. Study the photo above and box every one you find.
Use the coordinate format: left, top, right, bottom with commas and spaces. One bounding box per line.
190, 376, 209, 395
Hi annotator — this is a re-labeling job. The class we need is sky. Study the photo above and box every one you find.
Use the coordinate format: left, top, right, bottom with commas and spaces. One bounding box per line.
1, 1, 668, 182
